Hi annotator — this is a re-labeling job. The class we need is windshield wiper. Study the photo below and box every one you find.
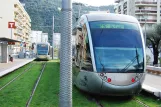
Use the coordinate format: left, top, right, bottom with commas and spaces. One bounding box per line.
98, 56, 105, 71
135, 47, 140, 68
120, 47, 140, 72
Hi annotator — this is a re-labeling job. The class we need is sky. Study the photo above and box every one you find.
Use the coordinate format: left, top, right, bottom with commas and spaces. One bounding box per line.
73, 0, 115, 6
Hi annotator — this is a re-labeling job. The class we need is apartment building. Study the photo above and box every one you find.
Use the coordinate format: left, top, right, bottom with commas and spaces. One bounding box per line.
0, 0, 31, 57
114, 0, 160, 27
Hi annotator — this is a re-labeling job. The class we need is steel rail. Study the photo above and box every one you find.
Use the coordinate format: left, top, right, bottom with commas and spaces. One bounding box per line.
85, 93, 104, 107
26, 62, 47, 107
0, 62, 34, 91
133, 97, 149, 107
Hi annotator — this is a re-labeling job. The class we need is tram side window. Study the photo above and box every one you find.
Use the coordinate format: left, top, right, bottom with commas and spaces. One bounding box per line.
81, 24, 93, 71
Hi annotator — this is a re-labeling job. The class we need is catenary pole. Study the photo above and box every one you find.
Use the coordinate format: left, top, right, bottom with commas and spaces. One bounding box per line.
52, 16, 54, 59
59, 0, 72, 107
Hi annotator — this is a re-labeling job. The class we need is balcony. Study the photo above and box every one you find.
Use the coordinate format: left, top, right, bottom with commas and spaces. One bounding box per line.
135, 9, 157, 13
14, 15, 24, 25
14, 29, 24, 36
14, 8, 24, 18
135, 1, 157, 6
15, 23, 23, 30
135, 12, 157, 15
137, 18, 157, 24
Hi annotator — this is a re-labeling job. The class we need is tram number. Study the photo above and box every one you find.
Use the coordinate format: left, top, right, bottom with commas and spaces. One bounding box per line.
100, 24, 124, 29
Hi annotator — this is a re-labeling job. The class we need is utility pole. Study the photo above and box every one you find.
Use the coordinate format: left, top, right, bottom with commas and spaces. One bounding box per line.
52, 16, 54, 60
143, 7, 148, 46
144, 17, 147, 46
59, 0, 72, 107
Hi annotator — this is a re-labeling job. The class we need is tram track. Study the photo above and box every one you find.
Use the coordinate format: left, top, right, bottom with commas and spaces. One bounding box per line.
84, 93, 104, 107
0, 62, 35, 91
92, 97, 104, 107
133, 97, 149, 107
84, 92, 150, 107
26, 61, 47, 107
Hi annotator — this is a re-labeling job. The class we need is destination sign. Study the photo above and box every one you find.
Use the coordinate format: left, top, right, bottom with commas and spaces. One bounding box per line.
38, 44, 47, 47
99, 24, 124, 29
90, 21, 138, 30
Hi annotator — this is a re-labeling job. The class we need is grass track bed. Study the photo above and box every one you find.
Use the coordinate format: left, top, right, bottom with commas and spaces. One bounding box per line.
30, 61, 60, 107
136, 91, 161, 107
0, 62, 42, 107
30, 60, 98, 107
99, 96, 144, 107
0, 61, 161, 107
0, 63, 31, 88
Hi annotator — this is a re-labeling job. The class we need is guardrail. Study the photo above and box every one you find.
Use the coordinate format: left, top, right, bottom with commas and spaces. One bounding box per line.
146, 66, 161, 75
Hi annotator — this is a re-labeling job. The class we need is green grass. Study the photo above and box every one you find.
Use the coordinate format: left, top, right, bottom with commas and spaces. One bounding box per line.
1, 61, 160, 107
99, 96, 144, 107
136, 91, 161, 107
30, 60, 97, 107
73, 87, 97, 107
0, 62, 42, 107
0, 63, 31, 88
30, 60, 60, 107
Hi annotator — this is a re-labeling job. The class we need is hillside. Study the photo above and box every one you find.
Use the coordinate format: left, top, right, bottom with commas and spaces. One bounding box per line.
21, 0, 114, 40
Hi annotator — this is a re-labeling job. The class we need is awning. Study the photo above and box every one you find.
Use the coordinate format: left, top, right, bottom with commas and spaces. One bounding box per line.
0, 37, 20, 42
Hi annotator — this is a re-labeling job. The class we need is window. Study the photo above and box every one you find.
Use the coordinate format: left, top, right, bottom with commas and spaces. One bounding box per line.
75, 24, 93, 71
80, 24, 93, 71
89, 21, 144, 73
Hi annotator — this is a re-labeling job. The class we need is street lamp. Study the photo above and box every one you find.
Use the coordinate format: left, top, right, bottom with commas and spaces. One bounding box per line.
73, 3, 83, 21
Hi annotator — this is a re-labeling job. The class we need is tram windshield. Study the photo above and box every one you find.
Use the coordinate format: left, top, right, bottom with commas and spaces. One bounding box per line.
89, 21, 144, 73
37, 44, 48, 55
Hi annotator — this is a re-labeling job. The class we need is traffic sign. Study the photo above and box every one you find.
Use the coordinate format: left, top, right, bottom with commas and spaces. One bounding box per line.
8, 22, 15, 28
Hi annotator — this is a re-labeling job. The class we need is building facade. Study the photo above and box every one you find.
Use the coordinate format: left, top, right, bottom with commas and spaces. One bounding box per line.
41, 33, 48, 43
0, 0, 31, 56
114, 0, 160, 27
30, 31, 48, 43
30, 31, 43, 44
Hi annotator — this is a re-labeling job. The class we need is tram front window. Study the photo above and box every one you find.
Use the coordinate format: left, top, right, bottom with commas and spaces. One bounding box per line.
37, 44, 48, 55
89, 21, 144, 73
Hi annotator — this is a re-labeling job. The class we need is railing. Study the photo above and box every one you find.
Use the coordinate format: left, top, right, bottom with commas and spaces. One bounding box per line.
147, 66, 161, 75
135, 1, 157, 4
135, 9, 157, 13
137, 18, 157, 22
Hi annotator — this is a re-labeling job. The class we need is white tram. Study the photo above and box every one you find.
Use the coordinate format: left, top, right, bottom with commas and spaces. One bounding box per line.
72, 13, 146, 96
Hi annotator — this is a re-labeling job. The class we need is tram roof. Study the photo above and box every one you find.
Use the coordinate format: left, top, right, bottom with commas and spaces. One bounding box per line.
84, 13, 138, 23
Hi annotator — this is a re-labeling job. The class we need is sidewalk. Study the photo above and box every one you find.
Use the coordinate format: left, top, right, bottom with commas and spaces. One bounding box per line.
0, 58, 35, 77
143, 73, 161, 98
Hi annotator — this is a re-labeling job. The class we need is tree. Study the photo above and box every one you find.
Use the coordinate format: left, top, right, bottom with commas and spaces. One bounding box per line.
146, 23, 161, 65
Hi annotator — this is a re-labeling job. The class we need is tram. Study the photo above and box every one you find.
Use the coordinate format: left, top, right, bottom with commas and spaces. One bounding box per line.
72, 13, 146, 96
36, 42, 51, 60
